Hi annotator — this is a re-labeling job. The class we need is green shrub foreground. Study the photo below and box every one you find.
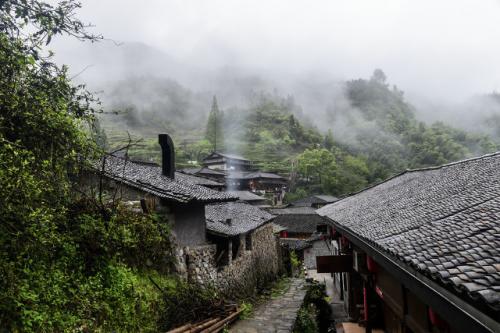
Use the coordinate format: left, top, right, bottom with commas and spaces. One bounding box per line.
293, 282, 332, 333
0, 1, 221, 331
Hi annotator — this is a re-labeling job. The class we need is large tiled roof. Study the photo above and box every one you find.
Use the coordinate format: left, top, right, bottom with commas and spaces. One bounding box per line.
269, 207, 331, 233
96, 155, 237, 204
317, 152, 500, 314
179, 167, 226, 177
205, 201, 275, 236
175, 172, 224, 188
269, 207, 318, 215
291, 195, 339, 207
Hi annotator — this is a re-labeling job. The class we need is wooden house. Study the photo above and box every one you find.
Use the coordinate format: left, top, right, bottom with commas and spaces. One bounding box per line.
88, 134, 237, 246
317, 153, 500, 333
269, 206, 334, 269
205, 201, 276, 268
87, 135, 281, 294
178, 166, 226, 184
202, 152, 252, 171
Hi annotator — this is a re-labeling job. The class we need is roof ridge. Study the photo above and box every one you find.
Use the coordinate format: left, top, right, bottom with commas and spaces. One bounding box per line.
404, 151, 500, 173
324, 151, 500, 206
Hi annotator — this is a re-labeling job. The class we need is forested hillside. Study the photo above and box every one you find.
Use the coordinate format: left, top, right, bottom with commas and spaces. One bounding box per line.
99, 70, 499, 199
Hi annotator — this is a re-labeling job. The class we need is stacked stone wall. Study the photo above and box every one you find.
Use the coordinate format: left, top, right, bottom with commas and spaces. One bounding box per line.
175, 223, 281, 297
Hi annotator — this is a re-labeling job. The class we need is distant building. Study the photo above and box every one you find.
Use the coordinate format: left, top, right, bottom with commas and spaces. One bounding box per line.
226, 171, 287, 194
201, 151, 288, 206
317, 153, 500, 333
202, 152, 252, 171
269, 206, 334, 269
178, 166, 226, 184
269, 206, 332, 239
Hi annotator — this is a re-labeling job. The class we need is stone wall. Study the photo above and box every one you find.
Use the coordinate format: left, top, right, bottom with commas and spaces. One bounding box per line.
176, 223, 281, 297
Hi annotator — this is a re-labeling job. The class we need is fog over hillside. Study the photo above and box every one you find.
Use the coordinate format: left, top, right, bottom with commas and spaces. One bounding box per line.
52, 1, 500, 89
49, 0, 500, 147
54, 39, 500, 141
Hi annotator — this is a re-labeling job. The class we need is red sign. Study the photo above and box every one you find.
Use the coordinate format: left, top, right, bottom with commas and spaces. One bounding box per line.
316, 255, 353, 273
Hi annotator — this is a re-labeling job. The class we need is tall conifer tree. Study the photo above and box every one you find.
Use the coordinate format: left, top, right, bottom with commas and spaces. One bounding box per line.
205, 95, 224, 151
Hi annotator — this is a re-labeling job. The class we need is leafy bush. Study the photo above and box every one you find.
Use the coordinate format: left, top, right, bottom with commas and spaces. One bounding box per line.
239, 302, 254, 320
294, 306, 318, 333
0, 196, 177, 331
304, 282, 332, 333
290, 250, 300, 270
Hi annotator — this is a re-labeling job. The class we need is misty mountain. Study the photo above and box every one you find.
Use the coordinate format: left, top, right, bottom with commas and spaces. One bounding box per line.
55, 40, 500, 189
55, 41, 196, 86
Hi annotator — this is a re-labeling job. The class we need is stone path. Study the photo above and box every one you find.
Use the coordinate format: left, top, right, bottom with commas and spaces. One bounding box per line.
229, 278, 306, 333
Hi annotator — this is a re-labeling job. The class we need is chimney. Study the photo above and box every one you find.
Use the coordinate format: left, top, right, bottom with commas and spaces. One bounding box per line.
158, 134, 175, 179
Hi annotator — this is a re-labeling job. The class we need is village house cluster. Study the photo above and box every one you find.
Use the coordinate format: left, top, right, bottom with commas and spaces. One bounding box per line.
180, 152, 287, 205
85, 133, 499, 333
87, 134, 296, 295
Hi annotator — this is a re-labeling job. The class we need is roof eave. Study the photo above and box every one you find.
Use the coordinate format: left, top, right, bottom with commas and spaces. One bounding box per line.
326, 217, 500, 333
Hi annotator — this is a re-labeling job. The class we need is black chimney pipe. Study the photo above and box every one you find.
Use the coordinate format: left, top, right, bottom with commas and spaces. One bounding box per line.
158, 134, 175, 179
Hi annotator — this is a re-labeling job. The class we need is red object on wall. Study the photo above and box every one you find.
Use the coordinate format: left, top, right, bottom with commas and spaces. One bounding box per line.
280, 231, 288, 238
367, 256, 378, 273
428, 308, 449, 330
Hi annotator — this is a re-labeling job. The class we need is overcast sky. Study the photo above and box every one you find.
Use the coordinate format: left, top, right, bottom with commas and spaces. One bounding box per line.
53, 0, 500, 103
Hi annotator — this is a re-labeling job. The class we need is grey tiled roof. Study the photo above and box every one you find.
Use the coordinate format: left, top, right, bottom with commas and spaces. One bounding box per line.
269, 207, 331, 234
269, 207, 318, 215
291, 195, 339, 207
314, 195, 339, 202
227, 191, 267, 202
317, 152, 500, 313
179, 167, 226, 177
205, 201, 275, 236
97, 155, 237, 203
175, 172, 224, 187
226, 171, 286, 181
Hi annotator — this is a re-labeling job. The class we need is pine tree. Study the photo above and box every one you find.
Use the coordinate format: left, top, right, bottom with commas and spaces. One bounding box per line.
205, 95, 224, 151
